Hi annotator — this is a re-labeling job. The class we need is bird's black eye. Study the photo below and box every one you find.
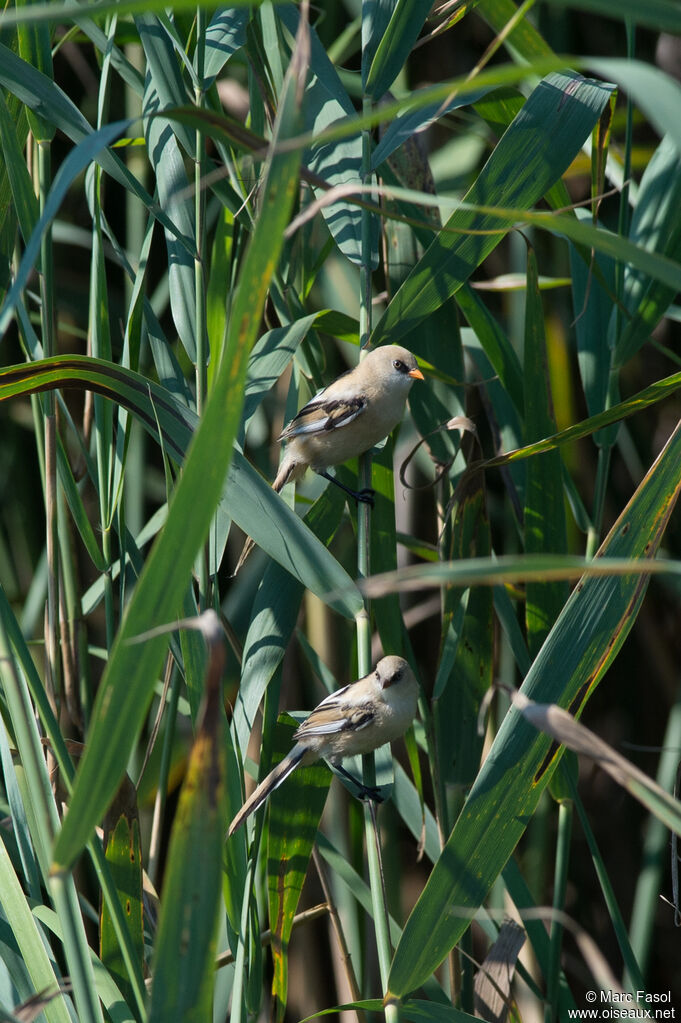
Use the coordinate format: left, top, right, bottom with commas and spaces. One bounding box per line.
392, 359, 406, 373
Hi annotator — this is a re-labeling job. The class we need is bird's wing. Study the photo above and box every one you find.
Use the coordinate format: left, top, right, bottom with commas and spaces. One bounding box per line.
280, 393, 367, 439
295, 688, 376, 739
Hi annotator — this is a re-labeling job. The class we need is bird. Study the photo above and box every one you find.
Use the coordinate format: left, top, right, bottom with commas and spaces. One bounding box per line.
233, 345, 423, 572
228, 655, 418, 835
272, 345, 424, 504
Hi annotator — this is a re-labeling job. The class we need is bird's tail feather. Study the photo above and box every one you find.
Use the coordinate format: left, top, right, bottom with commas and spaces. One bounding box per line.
228, 743, 307, 836
272, 454, 297, 493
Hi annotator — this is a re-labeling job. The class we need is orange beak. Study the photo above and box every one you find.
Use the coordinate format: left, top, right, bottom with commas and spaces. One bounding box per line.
408, 367, 425, 380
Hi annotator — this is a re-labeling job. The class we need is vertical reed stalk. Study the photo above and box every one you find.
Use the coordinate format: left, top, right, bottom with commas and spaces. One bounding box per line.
356, 90, 398, 1021
545, 799, 573, 1023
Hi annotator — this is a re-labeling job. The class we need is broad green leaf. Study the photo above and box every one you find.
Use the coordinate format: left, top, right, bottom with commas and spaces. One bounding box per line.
232, 565, 304, 761
364, 0, 431, 100
136, 11, 194, 159
371, 71, 615, 347
50, 17, 309, 871
278, 5, 378, 268
387, 418, 681, 998
202, 8, 249, 84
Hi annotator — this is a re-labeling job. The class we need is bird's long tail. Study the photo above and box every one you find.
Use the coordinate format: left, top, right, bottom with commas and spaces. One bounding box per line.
228, 743, 308, 836
232, 455, 298, 575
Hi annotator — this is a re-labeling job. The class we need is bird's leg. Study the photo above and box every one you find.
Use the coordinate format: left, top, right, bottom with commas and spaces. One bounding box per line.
334, 763, 384, 803
318, 470, 375, 507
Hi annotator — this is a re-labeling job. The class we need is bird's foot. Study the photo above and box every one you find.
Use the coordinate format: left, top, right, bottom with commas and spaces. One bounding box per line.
318, 471, 375, 508
358, 783, 384, 803
355, 488, 375, 507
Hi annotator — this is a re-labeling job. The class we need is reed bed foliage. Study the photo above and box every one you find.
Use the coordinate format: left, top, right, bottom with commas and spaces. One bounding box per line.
1, 1, 681, 1021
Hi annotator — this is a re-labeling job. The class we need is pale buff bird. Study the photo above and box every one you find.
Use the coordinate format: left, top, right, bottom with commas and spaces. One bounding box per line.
228, 655, 418, 835
234, 345, 423, 571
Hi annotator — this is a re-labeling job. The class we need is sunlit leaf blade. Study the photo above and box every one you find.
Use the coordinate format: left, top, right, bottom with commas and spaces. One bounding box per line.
372, 71, 615, 346
50, 15, 309, 871
387, 419, 681, 998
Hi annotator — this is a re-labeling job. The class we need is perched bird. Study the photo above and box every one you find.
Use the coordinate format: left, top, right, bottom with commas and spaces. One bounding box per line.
272, 344, 424, 503
228, 655, 418, 835
233, 345, 423, 572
